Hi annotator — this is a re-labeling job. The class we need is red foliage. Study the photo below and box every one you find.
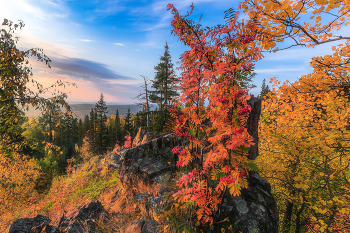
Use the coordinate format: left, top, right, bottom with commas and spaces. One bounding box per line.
166, 3, 262, 227
124, 134, 132, 149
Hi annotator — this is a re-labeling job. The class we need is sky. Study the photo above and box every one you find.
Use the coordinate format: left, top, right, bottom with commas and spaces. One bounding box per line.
1, 0, 349, 106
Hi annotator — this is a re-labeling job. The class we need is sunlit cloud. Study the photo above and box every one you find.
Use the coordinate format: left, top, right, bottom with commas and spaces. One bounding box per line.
79, 39, 93, 42
49, 56, 136, 81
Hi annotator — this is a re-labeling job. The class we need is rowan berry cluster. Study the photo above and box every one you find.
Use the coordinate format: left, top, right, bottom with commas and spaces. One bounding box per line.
217, 97, 229, 104
241, 34, 256, 44
234, 89, 249, 99
237, 105, 251, 116
241, 63, 254, 71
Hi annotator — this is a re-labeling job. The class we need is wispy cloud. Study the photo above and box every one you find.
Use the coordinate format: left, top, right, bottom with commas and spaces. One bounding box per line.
49, 56, 136, 81
113, 43, 125, 46
85, 0, 127, 22
79, 39, 93, 42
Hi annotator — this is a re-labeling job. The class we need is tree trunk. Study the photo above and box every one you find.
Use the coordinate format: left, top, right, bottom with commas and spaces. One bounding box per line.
281, 199, 294, 233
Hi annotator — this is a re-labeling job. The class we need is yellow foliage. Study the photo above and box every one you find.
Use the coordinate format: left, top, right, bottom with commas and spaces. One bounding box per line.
0, 152, 42, 213
257, 42, 350, 231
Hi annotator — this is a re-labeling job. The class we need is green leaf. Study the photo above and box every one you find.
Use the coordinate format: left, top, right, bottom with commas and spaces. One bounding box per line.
188, 129, 195, 137
243, 159, 260, 172
243, 46, 248, 54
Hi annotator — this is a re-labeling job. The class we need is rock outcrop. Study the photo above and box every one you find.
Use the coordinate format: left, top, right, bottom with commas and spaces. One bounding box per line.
116, 132, 190, 187
132, 127, 158, 148
9, 201, 110, 233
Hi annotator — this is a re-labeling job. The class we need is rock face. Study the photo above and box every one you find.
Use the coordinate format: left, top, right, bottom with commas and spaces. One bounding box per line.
132, 127, 158, 148
9, 201, 110, 233
116, 131, 190, 188
211, 171, 279, 233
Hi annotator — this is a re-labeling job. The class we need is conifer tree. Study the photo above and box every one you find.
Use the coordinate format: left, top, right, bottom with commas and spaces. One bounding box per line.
38, 101, 62, 143
88, 108, 96, 151
260, 78, 271, 98
77, 118, 84, 146
148, 42, 179, 133
93, 93, 108, 154
115, 109, 122, 144
149, 41, 179, 110
258, 78, 271, 99
123, 108, 132, 138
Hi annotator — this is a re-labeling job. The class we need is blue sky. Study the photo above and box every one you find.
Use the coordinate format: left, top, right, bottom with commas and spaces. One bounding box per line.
1, 0, 348, 106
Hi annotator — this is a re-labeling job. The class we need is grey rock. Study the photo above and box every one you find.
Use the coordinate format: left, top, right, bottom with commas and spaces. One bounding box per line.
140, 219, 159, 233
158, 186, 166, 196
107, 163, 120, 169
9, 215, 52, 233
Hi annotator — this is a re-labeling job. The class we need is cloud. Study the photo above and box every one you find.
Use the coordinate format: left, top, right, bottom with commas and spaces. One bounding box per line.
113, 43, 125, 46
85, 0, 127, 21
49, 56, 136, 81
0, 0, 71, 21
79, 39, 93, 42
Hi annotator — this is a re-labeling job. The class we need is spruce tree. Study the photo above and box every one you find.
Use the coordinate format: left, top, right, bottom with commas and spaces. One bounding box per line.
83, 115, 90, 133
259, 78, 272, 99
123, 108, 132, 138
78, 118, 84, 146
149, 42, 179, 110
115, 109, 122, 144
88, 108, 96, 152
148, 42, 179, 133
93, 93, 108, 154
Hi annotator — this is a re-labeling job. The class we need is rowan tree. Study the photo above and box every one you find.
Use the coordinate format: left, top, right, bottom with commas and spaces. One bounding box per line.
163, 3, 263, 230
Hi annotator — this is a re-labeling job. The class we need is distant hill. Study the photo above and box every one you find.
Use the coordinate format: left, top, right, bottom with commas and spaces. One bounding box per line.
23, 104, 158, 120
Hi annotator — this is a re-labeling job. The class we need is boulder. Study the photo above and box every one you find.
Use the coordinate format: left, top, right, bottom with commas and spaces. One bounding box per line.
9, 201, 110, 233
207, 171, 279, 233
124, 218, 161, 233
9, 215, 52, 233
50, 200, 110, 232
116, 133, 190, 188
